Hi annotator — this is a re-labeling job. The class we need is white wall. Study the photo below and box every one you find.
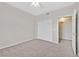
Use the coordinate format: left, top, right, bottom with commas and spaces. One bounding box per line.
0, 3, 36, 49
63, 19, 72, 40
37, 20, 53, 42
36, 4, 75, 44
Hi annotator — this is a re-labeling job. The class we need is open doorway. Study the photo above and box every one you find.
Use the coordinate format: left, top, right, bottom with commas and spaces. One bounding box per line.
59, 22, 64, 42
58, 16, 72, 43
57, 10, 77, 55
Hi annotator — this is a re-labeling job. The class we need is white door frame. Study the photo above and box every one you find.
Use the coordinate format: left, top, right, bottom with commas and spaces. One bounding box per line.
57, 10, 78, 55
57, 15, 72, 43
72, 9, 78, 55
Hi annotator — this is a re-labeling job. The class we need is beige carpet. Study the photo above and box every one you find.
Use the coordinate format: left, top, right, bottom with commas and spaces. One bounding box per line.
0, 39, 75, 57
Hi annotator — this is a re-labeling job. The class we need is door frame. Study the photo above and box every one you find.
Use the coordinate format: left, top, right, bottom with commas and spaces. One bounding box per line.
57, 15, 72, 43
72, 10, 78, 55
57, 10, 78, 55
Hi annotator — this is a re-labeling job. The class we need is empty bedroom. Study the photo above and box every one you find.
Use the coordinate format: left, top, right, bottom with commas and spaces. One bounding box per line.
0, 1, 79, 57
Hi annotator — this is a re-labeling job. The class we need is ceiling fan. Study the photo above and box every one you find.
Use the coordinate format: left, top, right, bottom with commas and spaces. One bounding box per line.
31, 1, 40, 8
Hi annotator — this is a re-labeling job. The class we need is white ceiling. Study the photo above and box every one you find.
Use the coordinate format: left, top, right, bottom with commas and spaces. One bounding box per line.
6, 2, 75, 16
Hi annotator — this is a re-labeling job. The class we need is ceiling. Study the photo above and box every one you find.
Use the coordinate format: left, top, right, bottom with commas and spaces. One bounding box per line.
6, 2, 75, 16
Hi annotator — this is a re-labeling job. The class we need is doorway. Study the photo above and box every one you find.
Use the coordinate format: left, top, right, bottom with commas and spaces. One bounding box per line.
59, 22, 64, 42
58, 16, 72, 43
57, 10, 77, 55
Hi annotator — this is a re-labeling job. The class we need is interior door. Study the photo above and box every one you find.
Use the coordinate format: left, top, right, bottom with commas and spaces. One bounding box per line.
72, 10, 77, 55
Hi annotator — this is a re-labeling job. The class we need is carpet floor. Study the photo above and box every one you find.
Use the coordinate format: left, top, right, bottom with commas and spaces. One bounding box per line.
0, 39, 75, 57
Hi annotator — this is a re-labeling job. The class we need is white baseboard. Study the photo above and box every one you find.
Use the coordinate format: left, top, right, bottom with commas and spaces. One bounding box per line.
0, 38, 34, 49
0, 38, 59, 50
36, 38, 59, 44
63, 39, 72, 41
